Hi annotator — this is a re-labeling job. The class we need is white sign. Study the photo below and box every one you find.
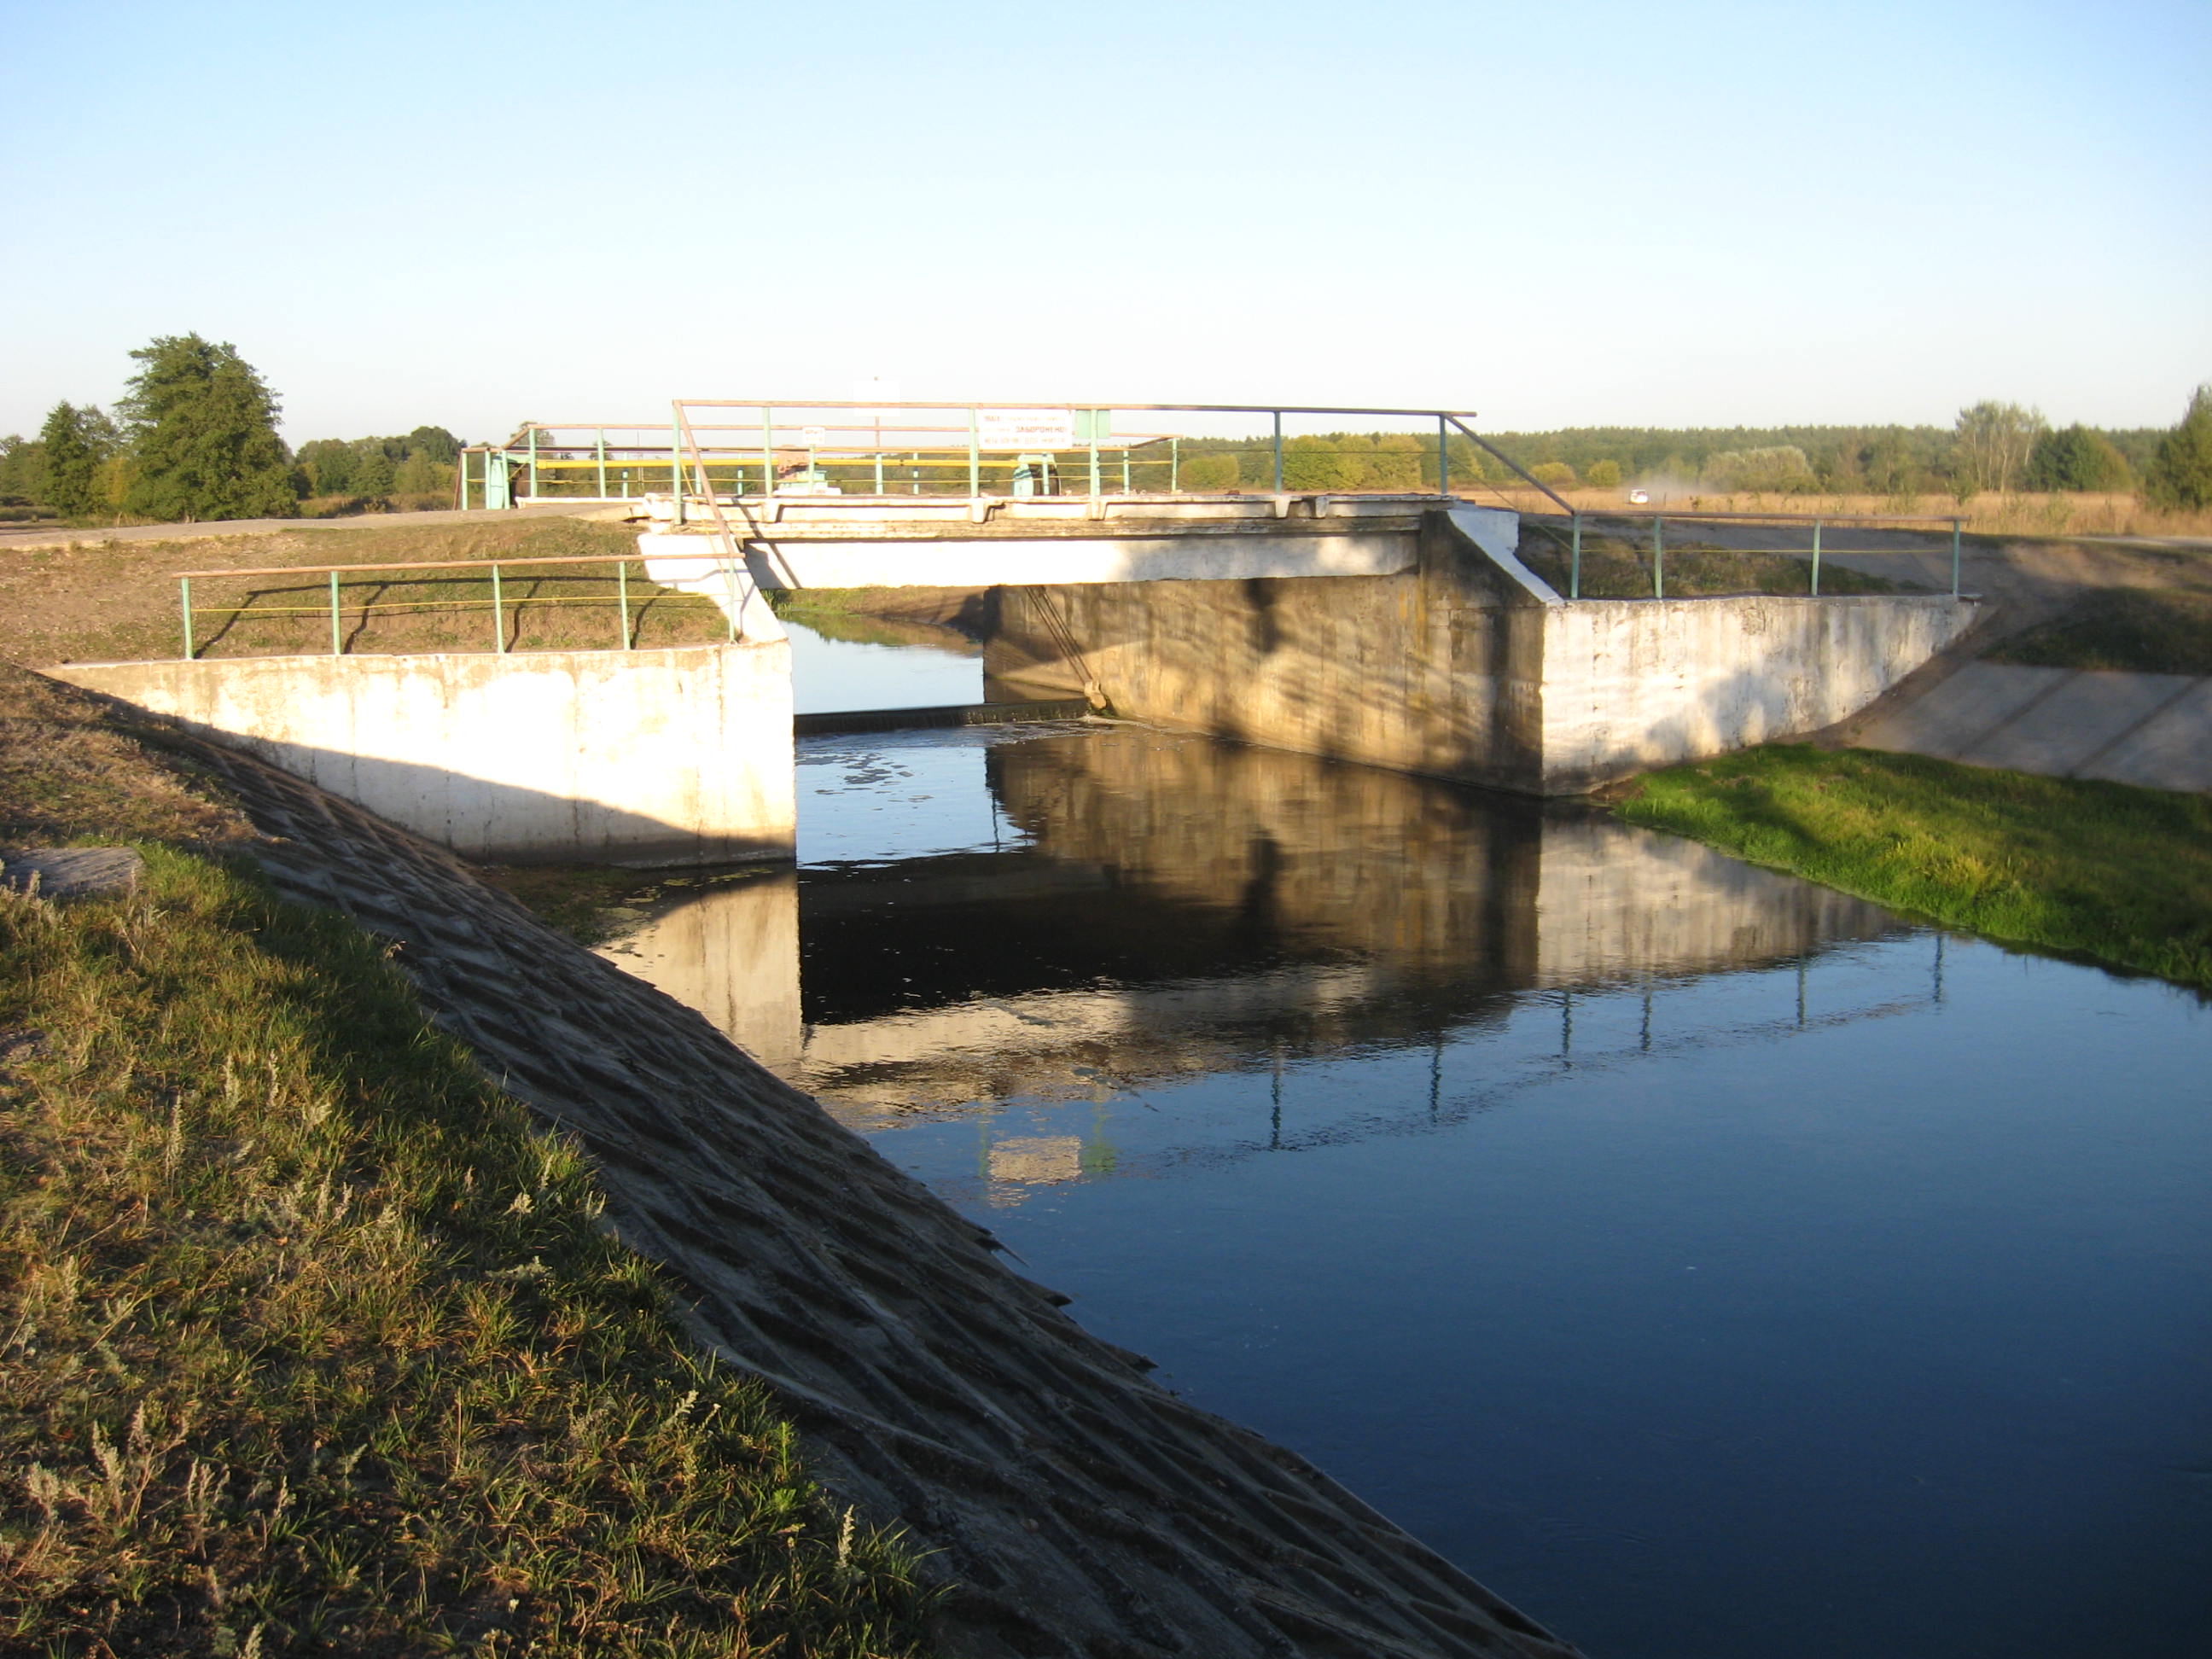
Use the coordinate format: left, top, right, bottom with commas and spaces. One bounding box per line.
800, 426, 829, 445
977, 408, 1074, 451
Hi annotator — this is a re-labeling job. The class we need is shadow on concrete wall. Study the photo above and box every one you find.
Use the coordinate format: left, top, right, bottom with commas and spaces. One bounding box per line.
147, 720, 792, 866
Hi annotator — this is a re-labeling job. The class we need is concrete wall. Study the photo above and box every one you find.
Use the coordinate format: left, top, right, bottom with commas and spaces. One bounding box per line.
986, 513, 1551, 791
54, 643, 795, 864
1537, 594, 1979, 791
638, 526, 1417, 596
986, 510, 1976, 794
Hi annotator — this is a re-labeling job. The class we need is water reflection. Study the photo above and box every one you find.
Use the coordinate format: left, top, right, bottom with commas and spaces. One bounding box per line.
595, 719, 2212, 1659
602, 724, 1906, 1155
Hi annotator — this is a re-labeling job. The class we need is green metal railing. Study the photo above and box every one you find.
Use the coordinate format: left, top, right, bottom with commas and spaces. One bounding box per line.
172, 553, 738, 661
1538, 510, 1966, 600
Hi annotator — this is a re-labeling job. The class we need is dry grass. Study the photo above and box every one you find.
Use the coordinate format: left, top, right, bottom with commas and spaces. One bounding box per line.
1467, 486, 2212, 540
1514, 527, 1912, 599
0, 520, 727, 668
0, 669, 936, 1656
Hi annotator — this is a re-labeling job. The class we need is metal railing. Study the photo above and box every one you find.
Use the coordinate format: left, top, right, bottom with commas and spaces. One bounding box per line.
1527, 510, 1967, 600
171, 553, 737, 660
458, 400, 1498, 515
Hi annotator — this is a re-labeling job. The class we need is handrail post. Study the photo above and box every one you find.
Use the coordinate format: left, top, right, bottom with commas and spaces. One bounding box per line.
1171, 435, 1179, 491
616, 557, 630, 649
1810, 518, 1822, 597
492, 563, 505, 653
329, 570, 342, 655
527, 426, 539, 501
1570, 515, 1583, 599
760, 405, 775, 502
968, 407, 981, 497
1436, 414, 1449, 497
1272, 410, 1284, 493
180, 577, 195, 660
1951, 518, 1963, 596
670, 420, 684, 526
1652, 515, 1665, 599
596, 428, 607, 499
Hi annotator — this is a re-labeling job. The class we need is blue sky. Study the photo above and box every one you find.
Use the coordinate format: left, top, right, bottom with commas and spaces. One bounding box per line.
3, 0, 2205, 444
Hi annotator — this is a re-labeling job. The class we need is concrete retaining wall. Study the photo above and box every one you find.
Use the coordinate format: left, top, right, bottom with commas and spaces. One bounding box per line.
53, 644, 795, 864
985, 514, 1550, 790
987, 511, 1978, 794
1537, 595, 1979, 791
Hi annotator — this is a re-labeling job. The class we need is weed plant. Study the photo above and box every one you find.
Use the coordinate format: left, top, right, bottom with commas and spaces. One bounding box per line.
1617, 745, 2212, 990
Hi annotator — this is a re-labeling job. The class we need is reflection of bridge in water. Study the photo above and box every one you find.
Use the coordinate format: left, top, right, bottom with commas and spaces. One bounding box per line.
599, 725, 1925, 1195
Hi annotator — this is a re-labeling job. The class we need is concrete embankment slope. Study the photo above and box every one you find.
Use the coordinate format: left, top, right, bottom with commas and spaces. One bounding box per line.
1848, 662, 2212, 792
157, 727, 1579, 1659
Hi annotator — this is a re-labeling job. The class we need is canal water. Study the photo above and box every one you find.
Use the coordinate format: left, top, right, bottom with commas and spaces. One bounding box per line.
601, 619, 2212, 1658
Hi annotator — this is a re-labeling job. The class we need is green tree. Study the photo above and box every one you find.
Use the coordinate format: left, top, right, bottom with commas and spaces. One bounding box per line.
2144, 385, 2212, 511
118, 335, 297, 522
1365, 434, 1423, 492
1179, 452, 1239, 491
295, 437, 358, 497
0, 435, 47, 506
2025, 425, 2133, 492
405, 425, 463, 466
38, 402, 114, 519
1283, 434, 1359, 492
1586, 458, 1622, 489
1951, 400, 2046, 497
353, 449, 397, 498
1529, 460, 1579, 490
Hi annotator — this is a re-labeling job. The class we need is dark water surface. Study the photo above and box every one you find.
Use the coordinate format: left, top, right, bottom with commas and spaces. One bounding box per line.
600, 639, 2212, 1658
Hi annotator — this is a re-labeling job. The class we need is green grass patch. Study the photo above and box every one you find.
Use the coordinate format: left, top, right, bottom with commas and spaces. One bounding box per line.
1615, 745, 2212, 990
1985, 587, 2212, 677
0, 667, 934, 1656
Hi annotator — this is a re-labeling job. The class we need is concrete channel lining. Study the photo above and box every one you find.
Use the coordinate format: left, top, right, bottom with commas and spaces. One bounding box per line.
1854, 661, 2212, 792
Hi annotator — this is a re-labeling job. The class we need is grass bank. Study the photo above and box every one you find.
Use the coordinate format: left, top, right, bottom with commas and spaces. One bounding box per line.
0, 666, 933, 1656
1984, 587, 2212, 676
1614, 745, 2212, 991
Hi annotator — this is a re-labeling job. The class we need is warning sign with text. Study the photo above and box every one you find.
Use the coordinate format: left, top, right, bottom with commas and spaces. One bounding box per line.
976, 409, 1075, 450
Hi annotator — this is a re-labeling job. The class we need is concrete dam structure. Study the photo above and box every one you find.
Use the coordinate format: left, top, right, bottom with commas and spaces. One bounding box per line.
55, 490, 1974, 866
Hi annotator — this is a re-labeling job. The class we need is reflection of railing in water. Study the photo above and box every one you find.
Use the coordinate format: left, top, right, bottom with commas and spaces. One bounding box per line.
946, 932, 1954, 1206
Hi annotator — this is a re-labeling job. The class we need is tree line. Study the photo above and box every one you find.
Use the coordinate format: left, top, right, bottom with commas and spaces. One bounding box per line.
1169, 388, 2212, 508
0, 335, 467, 524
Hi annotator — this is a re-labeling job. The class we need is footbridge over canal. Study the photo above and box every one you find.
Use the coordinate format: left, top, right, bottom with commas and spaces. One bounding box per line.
57, 401, 1978, 865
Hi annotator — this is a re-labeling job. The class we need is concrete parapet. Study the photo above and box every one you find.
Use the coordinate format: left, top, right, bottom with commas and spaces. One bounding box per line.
1536, 593, 1978, 791
52, 644, 795, 864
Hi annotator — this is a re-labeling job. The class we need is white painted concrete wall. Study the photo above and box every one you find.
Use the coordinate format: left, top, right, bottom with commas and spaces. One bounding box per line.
637, 527, 1417, 595
1537, 595, 1978, 790
55, 644, 795, 864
